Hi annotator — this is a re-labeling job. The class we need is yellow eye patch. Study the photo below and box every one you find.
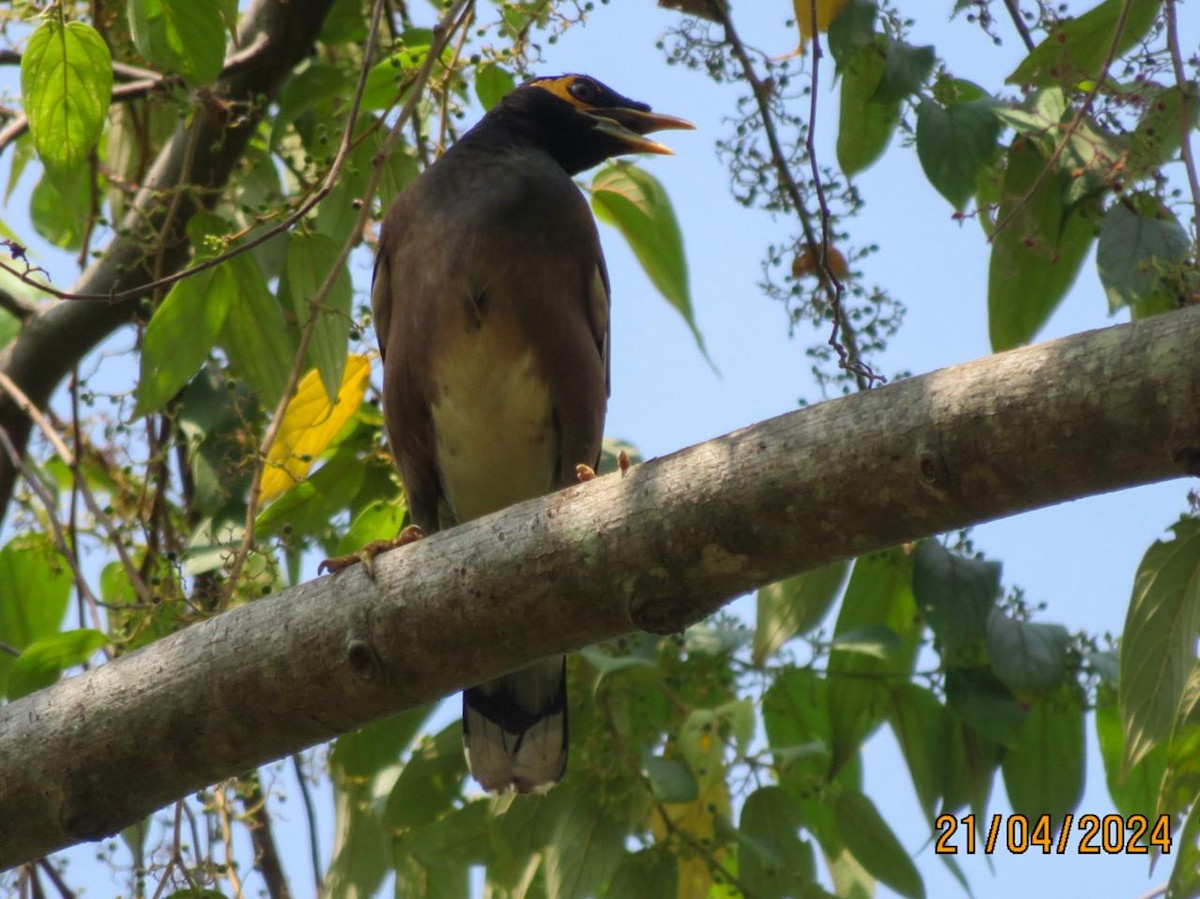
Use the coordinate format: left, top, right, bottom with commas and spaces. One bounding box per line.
529, 75, 590, 109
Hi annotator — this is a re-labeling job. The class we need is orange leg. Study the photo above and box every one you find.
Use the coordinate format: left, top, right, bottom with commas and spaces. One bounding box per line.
318, 524, 427, 580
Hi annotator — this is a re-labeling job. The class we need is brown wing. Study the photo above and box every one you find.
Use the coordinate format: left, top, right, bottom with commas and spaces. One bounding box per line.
373, 146, 609, 528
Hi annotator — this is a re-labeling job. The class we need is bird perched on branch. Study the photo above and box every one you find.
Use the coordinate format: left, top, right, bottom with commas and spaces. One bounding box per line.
369, 74, 691, 792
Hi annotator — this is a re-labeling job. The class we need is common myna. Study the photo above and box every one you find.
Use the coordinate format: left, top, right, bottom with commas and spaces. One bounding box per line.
371, 74, 691, 792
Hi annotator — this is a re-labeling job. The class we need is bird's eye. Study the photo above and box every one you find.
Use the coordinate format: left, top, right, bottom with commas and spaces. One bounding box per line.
568, 79, 598, 103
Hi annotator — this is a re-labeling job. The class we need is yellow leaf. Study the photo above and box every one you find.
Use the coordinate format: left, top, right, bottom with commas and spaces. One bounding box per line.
260, 355, 371, 503
794, 0, 848, 42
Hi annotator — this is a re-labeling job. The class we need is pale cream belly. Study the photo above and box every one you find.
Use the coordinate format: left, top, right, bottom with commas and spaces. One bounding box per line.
430, 322, 556, 524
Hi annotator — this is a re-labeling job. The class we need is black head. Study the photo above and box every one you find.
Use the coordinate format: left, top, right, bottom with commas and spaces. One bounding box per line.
482, 74, 693, 175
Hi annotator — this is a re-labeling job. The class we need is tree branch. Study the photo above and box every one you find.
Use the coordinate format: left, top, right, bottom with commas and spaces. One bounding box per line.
0, 0, 337, 525
2, 304, 1200, 867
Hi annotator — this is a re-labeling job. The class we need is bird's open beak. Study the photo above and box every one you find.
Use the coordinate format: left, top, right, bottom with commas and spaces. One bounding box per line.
589, 108, 695, 156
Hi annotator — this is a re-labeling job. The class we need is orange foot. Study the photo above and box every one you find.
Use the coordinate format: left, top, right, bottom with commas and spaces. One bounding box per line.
319, 524, 427, 580
617, 449, 631, 475
575, 463, 597, 483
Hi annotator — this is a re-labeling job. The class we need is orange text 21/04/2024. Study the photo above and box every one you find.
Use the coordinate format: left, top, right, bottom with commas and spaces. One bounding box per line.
933, 813, 1173, 855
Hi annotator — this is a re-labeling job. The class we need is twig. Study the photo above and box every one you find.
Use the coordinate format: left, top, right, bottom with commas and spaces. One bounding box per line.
239, 773, 291, 899
292, 754, 324, 894
1002, 0, 1037, 51
0, 287, 37, 321
0, 427, 108, 639
990, 0, 1134, 238
223, 0, 475, 600
717, 3, 880, 389
34, 861, 73, 899
0, 372, 153, 606
213, 787, 244, 899
1163, 0, 1200, 240
803, 2, 879, 390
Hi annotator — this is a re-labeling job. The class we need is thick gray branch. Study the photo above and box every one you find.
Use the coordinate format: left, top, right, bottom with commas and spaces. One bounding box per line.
2, 305, 1200, 867
0, 0, 336, 523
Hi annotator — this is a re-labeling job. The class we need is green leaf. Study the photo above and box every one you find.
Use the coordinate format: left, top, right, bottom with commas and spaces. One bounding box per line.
945, 666, 1026, 748
1167, 801, 1200, 899
827, 0, 877, 72
475, 63, 516, 111
987, 139, 1095, 350
394, 801, 489, 898
30, 166, 90, 248
382, 722, 466, 830
1007, 0, 1164, 88
1001, 686, 1085, 822
136, 265, 234, 416
985, 609, 1071, 698
763, 669, 832, 785
912, 540, 998, 661
828, 549, 921, 775
754, 560, 848, 664
872, 40, 935, 104
283, 232, 352, 401
0, 308, 19, 351
837, 40, 898, 176
940, 719, 1003, 820
1097, 195, 1190, 317
330, 703, 433, 780
542, 782, 625, 899
1120, 517, 1200, 775
604, 848, 677, 899
829, 624, 901, 659
20, 21, 112, 180
1128, 83, 1200, 177
916, 97, 1001, 210
219, 254, 294, 407
1095, 689, 1167, 817
591, 164, 708, 363
994, 87, 1125, 203
683, 621, 751, 656
0, 535, 73, 695
334, 499, 407, 557
834, 790, 925, 899
887, 684, 951, 818
128, 0, 225, 85
324, 780, 391, 899
360, 35, 433, 112
642, 754, 699, 803
7, 628, 108, 700
738, 786, 815, 898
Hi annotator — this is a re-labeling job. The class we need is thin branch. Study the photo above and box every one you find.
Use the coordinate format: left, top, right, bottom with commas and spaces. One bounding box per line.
803, 2, 879, 390
1163, 0, 1200, 240
990, 0, 1134, 237
239, 773, 292, 899
0, 427, 107, 636
0, 287, 37, 321
34, 861, 74, 899
716, 4, 879, 388
291, 754, 324, 895
213, 787, 244, 899
1002, 0, 1037, 52
0, 372, 153, 606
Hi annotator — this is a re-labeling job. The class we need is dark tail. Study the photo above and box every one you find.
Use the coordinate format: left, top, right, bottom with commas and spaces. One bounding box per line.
462, 656, 567, 793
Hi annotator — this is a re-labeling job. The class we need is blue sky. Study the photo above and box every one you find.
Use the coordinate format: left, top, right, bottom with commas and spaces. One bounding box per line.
5, 1, 1198, 896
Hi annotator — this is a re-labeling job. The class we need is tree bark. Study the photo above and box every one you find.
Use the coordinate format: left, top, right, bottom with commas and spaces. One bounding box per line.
2, 304, 1199, 867
0, 0, 336, 523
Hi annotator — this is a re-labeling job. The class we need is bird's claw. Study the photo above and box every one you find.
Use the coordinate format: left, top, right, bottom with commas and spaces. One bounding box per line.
318, 525, 428, 581
575, 463, 597, 483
